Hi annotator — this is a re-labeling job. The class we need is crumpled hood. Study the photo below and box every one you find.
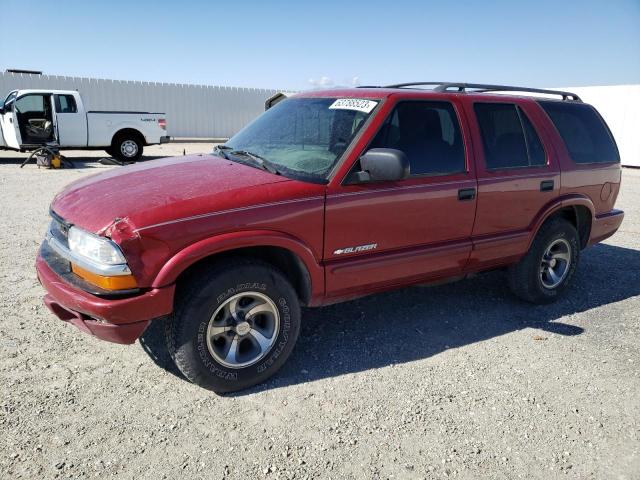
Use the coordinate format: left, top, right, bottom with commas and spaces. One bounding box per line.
51, 154, 290, 234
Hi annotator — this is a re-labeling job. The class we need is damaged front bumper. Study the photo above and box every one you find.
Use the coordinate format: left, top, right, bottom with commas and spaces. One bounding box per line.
36, 250, 175, 344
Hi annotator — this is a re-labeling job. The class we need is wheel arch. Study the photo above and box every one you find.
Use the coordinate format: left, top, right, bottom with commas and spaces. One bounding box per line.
111, 127, 146, 147
152, 230, 324, 306
528, 195, 595, 250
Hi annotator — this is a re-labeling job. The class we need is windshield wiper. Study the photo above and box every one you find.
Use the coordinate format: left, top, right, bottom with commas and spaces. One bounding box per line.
228, 150, 281, 175
213, 144, 232, 159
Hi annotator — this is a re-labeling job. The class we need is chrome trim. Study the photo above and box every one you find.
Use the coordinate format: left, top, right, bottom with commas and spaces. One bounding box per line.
46, 232, 132, 276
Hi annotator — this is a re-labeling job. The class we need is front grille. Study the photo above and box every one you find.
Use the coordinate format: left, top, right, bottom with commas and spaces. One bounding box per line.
49, 215, 69, 248
40, 239, 71, 274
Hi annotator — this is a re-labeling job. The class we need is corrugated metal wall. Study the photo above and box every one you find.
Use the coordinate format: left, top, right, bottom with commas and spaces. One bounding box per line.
0, 72, 278, 138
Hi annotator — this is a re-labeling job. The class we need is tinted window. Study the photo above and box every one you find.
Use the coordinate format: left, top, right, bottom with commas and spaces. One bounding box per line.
370, 101, 465, 175
520, 111, 546, 166
474, 103, 546, 169
54, 94, 77, 113
539, 101, 619, 164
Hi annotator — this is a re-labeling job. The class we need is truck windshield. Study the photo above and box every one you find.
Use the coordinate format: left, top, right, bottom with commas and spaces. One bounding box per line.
222, 97, 379, 181
2, 91, 17, 110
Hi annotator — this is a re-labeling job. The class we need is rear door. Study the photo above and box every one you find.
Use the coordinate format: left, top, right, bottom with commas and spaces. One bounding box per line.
0, 91, 21, 149
53, 93, 86, 146
463, 98, 560, 268
324, 97, 478, 299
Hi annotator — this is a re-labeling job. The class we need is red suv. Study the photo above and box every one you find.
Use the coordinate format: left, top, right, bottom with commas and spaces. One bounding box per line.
37, 82, 624, 392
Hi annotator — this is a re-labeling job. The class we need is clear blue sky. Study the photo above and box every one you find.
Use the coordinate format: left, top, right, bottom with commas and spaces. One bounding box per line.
1, 0, 638, 91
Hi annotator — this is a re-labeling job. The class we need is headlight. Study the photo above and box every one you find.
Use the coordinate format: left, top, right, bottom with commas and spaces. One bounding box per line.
68, 227, 127, 265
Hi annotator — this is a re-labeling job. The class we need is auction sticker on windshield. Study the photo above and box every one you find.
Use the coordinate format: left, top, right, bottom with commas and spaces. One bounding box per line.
329, 99, 378, 113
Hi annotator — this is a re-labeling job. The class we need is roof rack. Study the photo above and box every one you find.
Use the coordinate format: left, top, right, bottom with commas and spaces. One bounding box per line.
379, 82, 582, 102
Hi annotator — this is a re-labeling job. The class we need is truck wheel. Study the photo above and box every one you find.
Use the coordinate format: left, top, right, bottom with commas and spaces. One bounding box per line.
112, 134, 143, 162
164, 259, 301, 393
508, 218, 580, 304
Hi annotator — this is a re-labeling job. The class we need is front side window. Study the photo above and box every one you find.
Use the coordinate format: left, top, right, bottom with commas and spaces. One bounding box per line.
474, 103, 547, 169
15, 94, 46, 114
54, 94, 77, 113
223, 97, 378, 181
539, 101, 619, 164
370, 101, 465, 175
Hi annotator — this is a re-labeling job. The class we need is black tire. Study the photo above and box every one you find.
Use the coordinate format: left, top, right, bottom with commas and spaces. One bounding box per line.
111, 134, 143, 162
164, 258, 301, 393
104, 147, 116, 158
508, 218, 580, 304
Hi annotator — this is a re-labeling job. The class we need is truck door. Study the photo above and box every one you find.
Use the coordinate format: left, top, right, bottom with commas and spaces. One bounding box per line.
324, 98, 477, 300
0, 91, 22, 149
53, 93, 86, 146
463, 98, 561, 269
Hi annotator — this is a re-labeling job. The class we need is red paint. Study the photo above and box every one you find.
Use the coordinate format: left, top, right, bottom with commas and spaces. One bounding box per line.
37, 88, 624, 343
43, 294, 150, 344
37, 256, 173, 343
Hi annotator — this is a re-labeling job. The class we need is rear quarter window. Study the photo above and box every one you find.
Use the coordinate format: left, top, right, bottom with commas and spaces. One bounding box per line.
539, 101, 619, 164
54, 94, 77, 113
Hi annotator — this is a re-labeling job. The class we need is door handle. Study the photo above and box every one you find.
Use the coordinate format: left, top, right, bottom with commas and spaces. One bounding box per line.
458, 188, 476, 201
540, 180, 554, 192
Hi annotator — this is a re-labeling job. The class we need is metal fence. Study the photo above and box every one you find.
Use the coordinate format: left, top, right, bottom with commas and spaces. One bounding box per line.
0, 72, 278, 138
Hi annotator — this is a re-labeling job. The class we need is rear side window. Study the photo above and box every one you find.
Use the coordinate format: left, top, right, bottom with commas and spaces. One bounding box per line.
539, 101, 619, 164
370, 101, 465, 175
54, 94, 77, 113
474, 103, 546, 169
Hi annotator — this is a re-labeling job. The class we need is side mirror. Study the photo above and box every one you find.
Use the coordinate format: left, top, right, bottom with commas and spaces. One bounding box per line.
352, 148, 410, 183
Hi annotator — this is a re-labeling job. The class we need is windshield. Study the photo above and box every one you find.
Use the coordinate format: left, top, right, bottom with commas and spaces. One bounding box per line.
222, 97, 379, 181
2, 91, 17, 110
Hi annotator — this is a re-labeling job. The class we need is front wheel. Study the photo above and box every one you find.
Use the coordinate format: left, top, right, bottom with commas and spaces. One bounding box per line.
111, 134, 143, 162
164, 259, 301, 393
508, 218, 580, 304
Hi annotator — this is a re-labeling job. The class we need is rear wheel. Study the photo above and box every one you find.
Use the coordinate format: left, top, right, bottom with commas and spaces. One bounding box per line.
164, 259, 301, 393
508, 218, 580, 304
111, 134, 143, 162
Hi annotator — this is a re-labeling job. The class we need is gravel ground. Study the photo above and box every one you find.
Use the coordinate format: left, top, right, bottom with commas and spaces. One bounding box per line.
1, 145, 639, 480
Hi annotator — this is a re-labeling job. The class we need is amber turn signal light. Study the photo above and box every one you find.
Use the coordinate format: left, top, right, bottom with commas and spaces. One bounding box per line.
71, 264, 138, 290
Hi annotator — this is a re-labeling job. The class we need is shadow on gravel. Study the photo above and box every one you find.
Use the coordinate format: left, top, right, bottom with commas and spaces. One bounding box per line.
139, 319, 186, 380
139, 243, 640, 393
0, 155, 166, 167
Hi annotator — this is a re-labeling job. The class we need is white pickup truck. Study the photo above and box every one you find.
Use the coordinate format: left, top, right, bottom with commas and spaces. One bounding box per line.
0, 89, 169, 161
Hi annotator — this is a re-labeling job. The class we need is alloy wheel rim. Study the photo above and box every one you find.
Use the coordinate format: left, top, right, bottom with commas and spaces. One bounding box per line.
205, 291, 280, 369
539, 238, 572, 289
120, 140, 138, 157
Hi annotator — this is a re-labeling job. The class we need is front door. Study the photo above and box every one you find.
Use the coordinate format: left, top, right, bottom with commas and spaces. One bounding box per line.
0, 91, 21, 149
324, 98, 478, 300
